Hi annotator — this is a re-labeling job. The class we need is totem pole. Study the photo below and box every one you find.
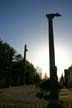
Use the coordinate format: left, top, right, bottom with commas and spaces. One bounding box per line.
46, 13, 61, 81
46, 13, 62, 102
24, 44, 28, 84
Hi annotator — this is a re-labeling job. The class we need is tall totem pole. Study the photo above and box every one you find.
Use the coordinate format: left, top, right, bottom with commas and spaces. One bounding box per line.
46, 13, 61, 81
24, 44, 28, 84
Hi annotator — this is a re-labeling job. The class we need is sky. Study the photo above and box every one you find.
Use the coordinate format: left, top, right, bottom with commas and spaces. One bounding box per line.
0, 0, 72, 77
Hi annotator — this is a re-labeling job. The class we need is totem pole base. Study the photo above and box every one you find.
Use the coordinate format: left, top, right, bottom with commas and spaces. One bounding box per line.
47, 99, 63, 108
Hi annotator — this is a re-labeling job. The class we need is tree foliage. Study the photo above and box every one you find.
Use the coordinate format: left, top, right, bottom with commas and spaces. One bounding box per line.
0, 40, 16, 87
59, 74, 64, 88
0, 40, 41, 87
64, 65, 72, 88
0, 40, 16, 72
67, 65, 72, 88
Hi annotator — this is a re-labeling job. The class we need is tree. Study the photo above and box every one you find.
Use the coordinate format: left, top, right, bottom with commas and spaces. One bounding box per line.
43, 73, 48, 80
0, 39, 41, 87
36, 66, 42, 79
14, 54, 23, 62
0, 40, 16, 72
59, 74, 64, 88
25, 61, 41, 84
68, 65, 72, 88
0, 40, 16, 87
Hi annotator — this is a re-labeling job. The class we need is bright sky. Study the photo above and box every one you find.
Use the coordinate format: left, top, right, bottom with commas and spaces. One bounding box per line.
0, 0, 72, 77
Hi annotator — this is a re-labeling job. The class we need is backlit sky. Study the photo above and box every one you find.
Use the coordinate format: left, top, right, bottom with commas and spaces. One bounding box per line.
0, 0, 72, 77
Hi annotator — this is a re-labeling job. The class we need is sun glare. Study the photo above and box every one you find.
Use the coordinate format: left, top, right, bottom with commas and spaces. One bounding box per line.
55, 47, 70, 77
37, 50, 49, 77
31, 45, 71, 79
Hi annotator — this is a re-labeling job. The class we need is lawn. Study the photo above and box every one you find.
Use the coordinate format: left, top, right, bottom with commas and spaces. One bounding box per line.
0, 85, 72, 108
0, 103, 47, 108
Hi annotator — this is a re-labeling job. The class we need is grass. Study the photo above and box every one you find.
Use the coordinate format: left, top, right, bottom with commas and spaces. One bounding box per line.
0, 85, 72, 108
0, 85, 46, 103
0, 103, 47, 108
0, 103, 72, 108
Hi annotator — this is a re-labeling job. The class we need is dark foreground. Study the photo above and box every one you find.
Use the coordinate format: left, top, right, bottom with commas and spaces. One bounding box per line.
0, 85, 72, 108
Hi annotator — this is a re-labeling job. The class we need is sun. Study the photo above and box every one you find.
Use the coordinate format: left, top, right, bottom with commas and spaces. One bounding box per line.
55, 47, 70, 77
37, 50, 49, 77
31, 45, 71, 78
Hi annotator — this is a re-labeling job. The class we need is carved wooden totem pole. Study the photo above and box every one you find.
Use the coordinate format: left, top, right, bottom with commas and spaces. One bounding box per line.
24, 44, 28, 84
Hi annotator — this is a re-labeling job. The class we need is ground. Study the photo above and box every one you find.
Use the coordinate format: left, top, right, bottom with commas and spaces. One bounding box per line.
0, 85, 46, 104
0, 85, 72, 108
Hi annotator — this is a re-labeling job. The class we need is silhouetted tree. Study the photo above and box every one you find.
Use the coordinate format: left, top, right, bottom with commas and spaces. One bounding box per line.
0, 40, 16, 71
59, 74, 64, 88
10, 57, 41, 86
0, 39, 41, 87
43, 73, 48, 80
25, 61, 41, 84
67, 65, 72, 88
14, 54, 23, 62
0, 40, 16, 87
64, 65, 72, 88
